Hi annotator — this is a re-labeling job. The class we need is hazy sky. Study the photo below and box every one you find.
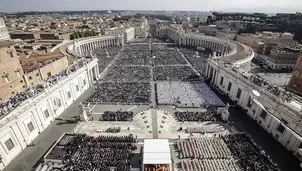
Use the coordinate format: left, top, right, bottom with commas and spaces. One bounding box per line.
0, 0, 301, 13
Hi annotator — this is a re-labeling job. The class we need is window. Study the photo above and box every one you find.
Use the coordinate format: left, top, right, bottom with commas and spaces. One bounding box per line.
9, 52, 14, 58
299, 142, 302, 149
27, 122, 35, 132
16, 71, 20, 77
76, 85, 79, 92
236, 88, 242, 99
83, 79, 86, 85
57, 99, 61, 107
47, 72, 51, 77
281, 119, 289, 125
247, 96, 252, 108
5, 139, 15, 151
29, 76, 32, 80
53, 99, 57, 106
44, 109, 50, 118
3, 76, 9, 83
36, 73, 39, 76
260, 110, 267, 119
276, 124, 285, 134
67, 91, 71, 99
227, 82, 232, 92
220, 77, 224, 86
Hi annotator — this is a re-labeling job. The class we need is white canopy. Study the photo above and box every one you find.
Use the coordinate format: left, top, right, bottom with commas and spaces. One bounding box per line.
143, 139, 171, 164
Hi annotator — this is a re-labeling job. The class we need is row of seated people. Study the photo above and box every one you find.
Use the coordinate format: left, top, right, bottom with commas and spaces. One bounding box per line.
222, 133, 280, 171
177, 137, 232, 159
101, 111, 134, 121
176, 133, 280, 171
180, 159, 240, 171
174, 111, 216, 122
47, 134, 137, 171
86, 82, 151, 104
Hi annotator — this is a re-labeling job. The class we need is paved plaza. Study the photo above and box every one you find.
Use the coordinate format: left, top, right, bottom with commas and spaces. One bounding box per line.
3, 41, 302, 171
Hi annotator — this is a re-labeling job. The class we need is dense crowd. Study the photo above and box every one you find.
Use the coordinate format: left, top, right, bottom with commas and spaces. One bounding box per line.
179, 47, 210, 75
151, 44, 187, 65
180, 159, 240, 171
115, 50, 151, 66
93, 47, 121, 72
101, 111, 134, 121
174, 111, 216, 122
46, 58, 91, 86
154, 66, 199, 81
185, 126, 225, 133
177, 137, 239, 171
105, 127, 121, 133
222, 133, 280, 171
123, 44, 150, 51
102, 66, 151, 82
152, 44, 177, 51
86, 82, 151, 104
249, 75, 293, 102
176, 133, 280, 171
0, 87, 43, 117
157, 82, 224, 106
46, 134, 137, 171
0, 58, 92, 117
152, 50, 187, 65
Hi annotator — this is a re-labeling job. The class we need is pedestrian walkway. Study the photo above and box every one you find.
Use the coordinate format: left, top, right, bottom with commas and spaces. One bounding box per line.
3, 87, 95, 171
151, 109, 158, 139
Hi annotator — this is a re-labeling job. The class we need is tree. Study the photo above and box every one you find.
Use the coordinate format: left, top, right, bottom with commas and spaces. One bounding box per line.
78, 32, 84, 38
245, 23, 257, 34
70, 34, 75, 40
74, 32, 80, 39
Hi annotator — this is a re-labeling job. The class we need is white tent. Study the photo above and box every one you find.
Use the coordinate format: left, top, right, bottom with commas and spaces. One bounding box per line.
143, 139, 171, 165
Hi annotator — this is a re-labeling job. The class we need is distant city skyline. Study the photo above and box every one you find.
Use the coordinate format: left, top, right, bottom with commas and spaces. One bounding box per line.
0, 0, 301, 13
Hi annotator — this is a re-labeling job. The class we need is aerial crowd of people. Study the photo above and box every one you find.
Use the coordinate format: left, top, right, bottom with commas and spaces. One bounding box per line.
102, 66, 151, 82
177, 133, 280, 171
46, 134, 137, 171
174, 111, 216, 122
86, 82, 151, 104
157, 82, 225, 106
92, 46, 122, 73
249, 74, 293, 102
101, 111, 134, 121
179, 46, 210, 75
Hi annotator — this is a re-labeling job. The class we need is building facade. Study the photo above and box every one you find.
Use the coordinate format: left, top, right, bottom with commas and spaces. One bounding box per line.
236, 32, 302, 70
0, 17, 10, 41
0, 58, 99, 170
104, 27, 135, 43
10, 32, 40, 40
0, 41, 26, 101
23, 55, 69, 86
206, 57, 302, 163
288, 56, 302, 95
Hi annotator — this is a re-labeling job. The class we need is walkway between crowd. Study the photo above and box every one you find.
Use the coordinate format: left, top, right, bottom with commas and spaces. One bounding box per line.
151, 109, 159, 139
3, 87, 95, 171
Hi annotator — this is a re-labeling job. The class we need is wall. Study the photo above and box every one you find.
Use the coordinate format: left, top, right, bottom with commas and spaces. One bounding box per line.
206, 59, 302, 161
0, 17, 10, 41
0, 58, 99, 170
0, 45, 26, 100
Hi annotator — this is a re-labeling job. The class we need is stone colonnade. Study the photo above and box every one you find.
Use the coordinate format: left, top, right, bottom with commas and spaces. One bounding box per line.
68, 35, 124, 57
178, 35, 235, 57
